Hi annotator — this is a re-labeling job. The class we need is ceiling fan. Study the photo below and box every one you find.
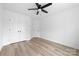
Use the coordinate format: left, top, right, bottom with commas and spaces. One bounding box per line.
28, 3, 52, 15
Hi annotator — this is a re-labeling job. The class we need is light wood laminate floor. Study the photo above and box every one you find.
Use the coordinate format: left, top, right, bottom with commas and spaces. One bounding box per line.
0, 37, 79, 56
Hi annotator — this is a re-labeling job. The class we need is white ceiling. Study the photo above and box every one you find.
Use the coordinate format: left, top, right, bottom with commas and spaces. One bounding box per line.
2, 3, 48, 19
2, 3, 79, 19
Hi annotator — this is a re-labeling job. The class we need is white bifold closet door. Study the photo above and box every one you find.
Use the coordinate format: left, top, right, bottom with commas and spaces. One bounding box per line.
2, 10, 31, 46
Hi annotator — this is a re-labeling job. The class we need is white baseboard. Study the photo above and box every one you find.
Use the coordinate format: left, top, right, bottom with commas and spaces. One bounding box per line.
0, 37, 31, 51
40, 36, 79, 50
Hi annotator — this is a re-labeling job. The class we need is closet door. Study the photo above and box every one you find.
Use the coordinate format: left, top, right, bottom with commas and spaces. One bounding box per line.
3, 10, 31, 46
16, 17, 28, 41
2, 16, 19, 45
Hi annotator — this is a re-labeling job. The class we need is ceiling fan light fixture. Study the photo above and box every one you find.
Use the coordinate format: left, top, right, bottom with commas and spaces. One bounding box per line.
38, 9, 41, 11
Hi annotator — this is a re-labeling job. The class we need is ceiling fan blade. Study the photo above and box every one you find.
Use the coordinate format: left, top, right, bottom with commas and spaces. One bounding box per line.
42, 9, 48, 13
28, 8, 38, 10
41, 3, 52, 9
35, 3, 41, 9
36, 11, 39, 15
35, 3, 40, 7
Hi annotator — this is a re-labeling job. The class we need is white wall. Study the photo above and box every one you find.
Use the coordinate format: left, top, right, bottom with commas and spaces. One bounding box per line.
0, 4, 3, 49
40, 4, 79, 49
2, 9, 31, 46
31, 17, 40, 37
